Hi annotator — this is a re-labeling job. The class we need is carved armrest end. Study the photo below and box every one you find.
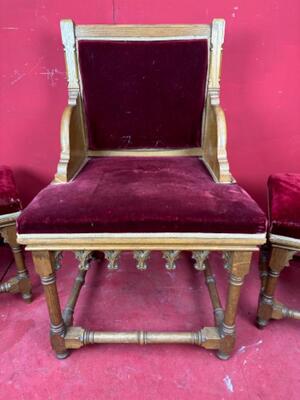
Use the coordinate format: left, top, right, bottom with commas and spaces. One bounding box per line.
54, 99, 87, 183
203, 101, 235, 184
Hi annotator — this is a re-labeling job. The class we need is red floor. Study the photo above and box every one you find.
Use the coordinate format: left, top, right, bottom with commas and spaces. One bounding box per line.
0, 246, 299, 400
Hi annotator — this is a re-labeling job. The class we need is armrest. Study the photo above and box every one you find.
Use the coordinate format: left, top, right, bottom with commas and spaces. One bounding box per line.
202, 99, 235, 184
54, 97, 87, 183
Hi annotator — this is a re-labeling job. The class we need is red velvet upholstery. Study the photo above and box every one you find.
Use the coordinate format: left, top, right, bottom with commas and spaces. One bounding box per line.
78, 40, 208, 150
268, 173, 300, 239
0, 166, 21, 215
18, 157, 266, 235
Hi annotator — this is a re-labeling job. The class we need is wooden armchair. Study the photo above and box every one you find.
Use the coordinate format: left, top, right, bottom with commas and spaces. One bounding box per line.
17, 19, 266, 360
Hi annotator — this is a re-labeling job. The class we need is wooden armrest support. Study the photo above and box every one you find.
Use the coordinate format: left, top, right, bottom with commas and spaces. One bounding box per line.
54, 98, 87, 183
202, 98, 234, 184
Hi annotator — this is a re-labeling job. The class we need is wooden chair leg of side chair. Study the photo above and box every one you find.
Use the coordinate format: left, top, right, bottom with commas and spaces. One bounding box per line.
257, 247, 296, 328
258, 244, 271, 291
32, 251, 69, 359
0, 224, 32, 302
217, 251, 252, 360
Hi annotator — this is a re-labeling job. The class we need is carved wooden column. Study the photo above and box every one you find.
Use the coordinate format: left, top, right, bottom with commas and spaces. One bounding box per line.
60, 19, 80, 106
32, 251, 68, 359
257, 247, 296, 328
55, 19, 87, 183
218, 251, 252, 360
0, 224, 31, 302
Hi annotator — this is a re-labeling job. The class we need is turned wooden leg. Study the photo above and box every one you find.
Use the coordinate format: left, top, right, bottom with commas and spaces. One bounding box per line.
62, 251, 93, 327
257, 247, 296, 328
204, 261, 224, 326
0, 224, 32, 302
33, 251, 69, 359
63, 269, 87, 327
258, 244, 271, 291
218, 251, 252, 360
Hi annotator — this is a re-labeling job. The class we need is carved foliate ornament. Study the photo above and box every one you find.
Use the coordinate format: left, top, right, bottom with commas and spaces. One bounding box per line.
54, 251, 63, 271
192, 251, 209, 271
134, 251, 150, 270
104, 251, 121, 270
162, 251, 180, 270
75, 251, 93, 271
222, 251, 233, 272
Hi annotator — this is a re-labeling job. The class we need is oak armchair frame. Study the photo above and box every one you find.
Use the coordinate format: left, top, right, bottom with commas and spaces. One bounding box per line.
18, 19, 266, 360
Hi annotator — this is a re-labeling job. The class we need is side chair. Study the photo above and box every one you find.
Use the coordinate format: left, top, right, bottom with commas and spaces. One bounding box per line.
17, 19, 266, 359
0, 166, 31, 301
257, 174, 300, 326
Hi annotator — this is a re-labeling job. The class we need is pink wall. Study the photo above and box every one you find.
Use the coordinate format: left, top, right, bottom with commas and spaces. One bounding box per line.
1, 1, 299, 209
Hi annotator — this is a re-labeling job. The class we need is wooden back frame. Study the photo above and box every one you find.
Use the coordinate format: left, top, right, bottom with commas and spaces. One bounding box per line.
54, 19, 234, 184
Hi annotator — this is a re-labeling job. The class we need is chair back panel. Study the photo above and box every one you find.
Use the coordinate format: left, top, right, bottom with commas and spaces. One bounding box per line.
77, 39, 208, 150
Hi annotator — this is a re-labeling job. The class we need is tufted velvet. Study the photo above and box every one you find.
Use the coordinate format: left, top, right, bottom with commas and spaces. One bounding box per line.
268, 173, 300, 239
18, 157, 266, 235
0, 166, 21, 215
78, 40, 208, 150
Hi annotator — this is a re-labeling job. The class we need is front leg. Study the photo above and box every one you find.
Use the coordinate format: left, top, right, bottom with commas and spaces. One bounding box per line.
258, 244, 271, 291
1, 224, 32, 302
218, 251, 252, 360
33, 250, 69, 359
257, 247, 296, 328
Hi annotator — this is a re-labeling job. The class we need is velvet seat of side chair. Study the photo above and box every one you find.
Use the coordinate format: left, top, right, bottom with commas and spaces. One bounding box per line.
17, 157, 266, 235
268, 173, 300, 239
0, 166, 21, 215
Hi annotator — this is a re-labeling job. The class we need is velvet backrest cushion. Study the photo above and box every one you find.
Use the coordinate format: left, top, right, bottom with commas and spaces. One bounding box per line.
78, 39, 208, 150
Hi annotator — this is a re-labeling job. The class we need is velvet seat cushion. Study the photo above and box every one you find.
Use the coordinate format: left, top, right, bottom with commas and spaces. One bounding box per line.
18, 157, 266, 235
268, 173, 300, 239
78, 40, 208, 150
0, 166, 21, 215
